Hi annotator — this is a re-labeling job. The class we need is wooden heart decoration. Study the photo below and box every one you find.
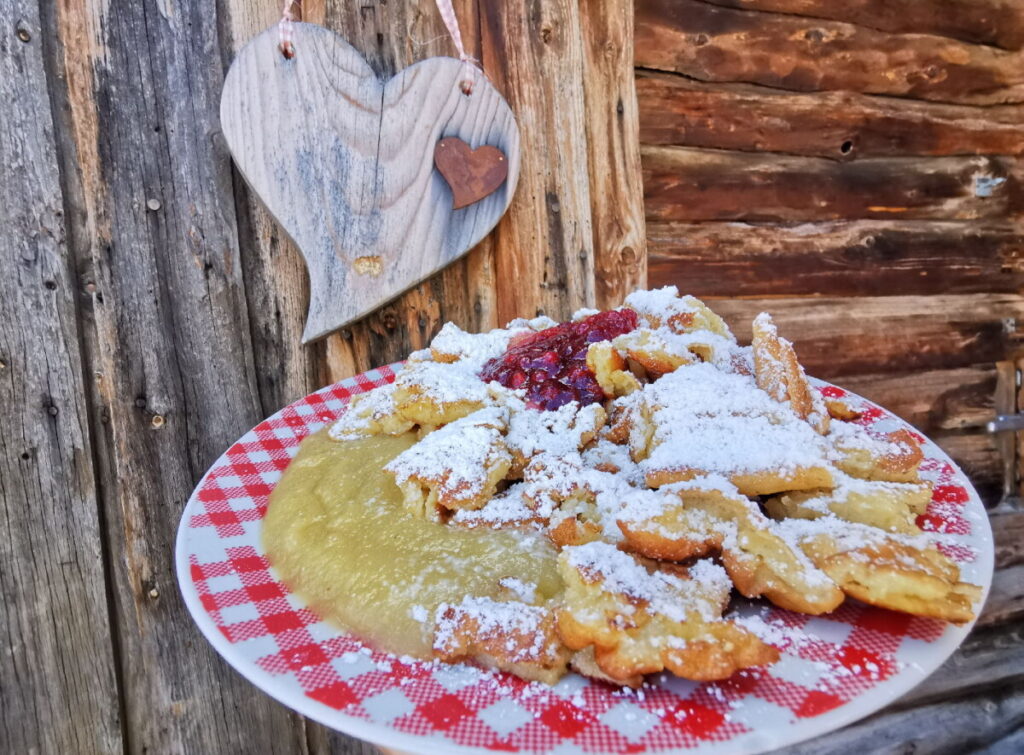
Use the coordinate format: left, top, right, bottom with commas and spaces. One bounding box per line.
434, 138, 509, 210
220, 23, 520, 342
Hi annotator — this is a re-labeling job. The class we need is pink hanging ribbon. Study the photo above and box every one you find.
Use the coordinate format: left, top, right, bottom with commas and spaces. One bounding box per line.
434, 0, 480, 94
278, 0, 299, 58
278, 0, 478, 93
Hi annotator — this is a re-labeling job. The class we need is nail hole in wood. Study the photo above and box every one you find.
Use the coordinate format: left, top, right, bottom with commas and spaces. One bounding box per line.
840, 140, 854, 155
44, 280, 56, 290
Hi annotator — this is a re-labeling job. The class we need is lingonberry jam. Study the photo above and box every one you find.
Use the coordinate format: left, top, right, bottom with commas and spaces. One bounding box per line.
480, 309, 639, 410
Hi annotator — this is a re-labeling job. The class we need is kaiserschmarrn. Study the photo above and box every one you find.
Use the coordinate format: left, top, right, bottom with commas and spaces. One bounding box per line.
265, 287, 982, 688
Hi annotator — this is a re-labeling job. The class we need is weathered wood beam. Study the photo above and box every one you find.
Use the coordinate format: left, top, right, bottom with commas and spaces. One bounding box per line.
777, 680, 1024, 754
836, 366, 999, 433
708, 294, 1024, 378
647, 220, 1024, 298
0, 2, 122, 751
636, 72, 1024, 159
698, 0, 1024, 51
480, 0, 597, 325
642, 146, 1023, 223
580, 0, 648, 307
635, 0, 1024, 105
51, 0, 309, 750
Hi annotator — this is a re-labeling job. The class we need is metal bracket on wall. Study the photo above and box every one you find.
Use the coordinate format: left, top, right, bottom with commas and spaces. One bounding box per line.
986, 362, 1022, 512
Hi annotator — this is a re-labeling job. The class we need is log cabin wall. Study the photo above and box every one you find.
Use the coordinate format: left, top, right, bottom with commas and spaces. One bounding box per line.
634, 0, 1024, 504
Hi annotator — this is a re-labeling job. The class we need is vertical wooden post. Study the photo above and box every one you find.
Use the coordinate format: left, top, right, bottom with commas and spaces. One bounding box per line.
0, 2, 122, 751
480, 0, 597, 324
50, 0, 308, 751
580, 0, 648, 307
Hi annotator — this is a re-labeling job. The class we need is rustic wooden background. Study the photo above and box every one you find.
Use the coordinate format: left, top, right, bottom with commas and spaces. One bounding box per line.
1, 0, 1022, 753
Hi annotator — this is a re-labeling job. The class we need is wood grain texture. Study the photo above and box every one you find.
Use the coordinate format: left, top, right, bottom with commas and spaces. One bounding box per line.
318, 0, 500, 381
635, 0, 1024, 105
707, 295, 1024, 380
0, 2, 122, 752
778, 682, 1024, 754
221, 23, 520, 342
698, 0, 1024, 51
642, 146, 1023, 223
47, 0, 310, 751
480, 0, 597, 324
579, 0, 648, 308
646, 220, 1024, 298
636, 72, 1024, 159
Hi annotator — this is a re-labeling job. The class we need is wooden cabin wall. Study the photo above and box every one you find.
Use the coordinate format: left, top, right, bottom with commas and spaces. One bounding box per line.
2, 0, 643, 752
634, 0, 1024, 503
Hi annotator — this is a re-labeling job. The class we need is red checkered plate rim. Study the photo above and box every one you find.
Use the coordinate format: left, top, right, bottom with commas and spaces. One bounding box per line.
176, 364, 994, 755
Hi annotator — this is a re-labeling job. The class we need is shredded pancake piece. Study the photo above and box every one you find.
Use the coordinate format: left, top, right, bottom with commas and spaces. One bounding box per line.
626, 363, 834, 495
751, 312, 830, 434
433, 595, 570, 684
556, 542, 778, 683
385, 407, 511, 521
777, 517, 981, 624
617, 476, 845, 615
765, 471, 931, 535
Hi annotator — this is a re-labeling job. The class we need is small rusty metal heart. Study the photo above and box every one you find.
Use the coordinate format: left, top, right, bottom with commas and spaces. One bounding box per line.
434, 137, 509, 210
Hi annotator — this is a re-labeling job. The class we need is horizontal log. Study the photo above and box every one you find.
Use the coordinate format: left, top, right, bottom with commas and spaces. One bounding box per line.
928, 432, 1003, 505
898, 621, 1024, 707
642, 146, 1024, 223
698, 0, 1024, 51
779, 679, 1024, 754
636, 73, 1024, 159
708, 294, 1024, 378
646, 220, 1024, 298
978, 563, 1024, 628
635, 0, 1024, 105
993, 511, 1024, 568
837, 366, 997, 433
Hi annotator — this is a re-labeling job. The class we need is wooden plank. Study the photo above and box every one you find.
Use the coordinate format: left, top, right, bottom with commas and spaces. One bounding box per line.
898, 621, 1024, 707
51, 0, 309, 751
994, 511, 1024, 568
978, 563, 1024, 628
636, 72, 1024, 159
929, 432, 1003, 505
838, 366, 997, 433
642, 146, 1023, 223
579, 0, 648, 308
777, 681, 1024, 754
704, 295, 1024, 378
697, 0, 1024, 51
0, 2, 122, 752
480, 0, 597, 325
647, 220, 1024, 298
635, 0, 1024, 105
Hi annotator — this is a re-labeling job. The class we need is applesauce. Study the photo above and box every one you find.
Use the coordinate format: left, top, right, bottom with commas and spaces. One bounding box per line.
262, 429, 562, 657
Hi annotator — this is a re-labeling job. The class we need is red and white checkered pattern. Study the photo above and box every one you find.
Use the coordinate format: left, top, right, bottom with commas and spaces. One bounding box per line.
179, 372, 993, 755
